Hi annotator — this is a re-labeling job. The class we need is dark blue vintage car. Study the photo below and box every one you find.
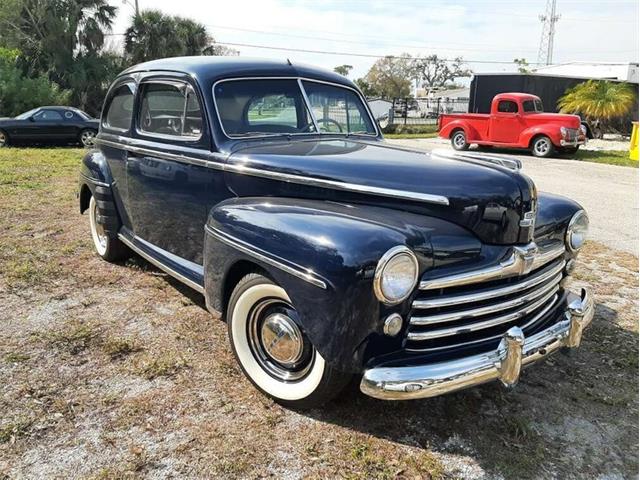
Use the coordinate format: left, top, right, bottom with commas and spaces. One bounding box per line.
78, 57, 593, 408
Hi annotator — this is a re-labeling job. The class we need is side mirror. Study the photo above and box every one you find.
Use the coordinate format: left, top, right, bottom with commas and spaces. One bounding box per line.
28, 116, 35, 122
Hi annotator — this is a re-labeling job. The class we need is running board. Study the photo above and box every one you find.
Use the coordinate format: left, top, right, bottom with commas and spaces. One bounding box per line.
118, 228, 205, 294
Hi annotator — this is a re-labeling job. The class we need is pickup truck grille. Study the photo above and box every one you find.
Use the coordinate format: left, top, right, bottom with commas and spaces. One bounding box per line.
405, 255, 565, 352
565, 128, 579, 142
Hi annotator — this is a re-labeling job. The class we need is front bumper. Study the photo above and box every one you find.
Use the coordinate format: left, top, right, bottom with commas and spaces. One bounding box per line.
360, 287, 594, 400
560, 138, 587, 147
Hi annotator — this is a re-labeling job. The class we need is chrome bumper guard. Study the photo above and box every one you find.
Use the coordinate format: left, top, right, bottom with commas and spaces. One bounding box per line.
360, 288, 594, 400
560, 139, 587, 147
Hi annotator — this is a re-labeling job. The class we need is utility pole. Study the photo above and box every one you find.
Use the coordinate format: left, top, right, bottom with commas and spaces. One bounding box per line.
537, 0, 560, 66
134, 0, 139, 17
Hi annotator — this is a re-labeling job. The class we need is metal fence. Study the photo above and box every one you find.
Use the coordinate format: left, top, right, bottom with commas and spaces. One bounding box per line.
389, 97, 469, 125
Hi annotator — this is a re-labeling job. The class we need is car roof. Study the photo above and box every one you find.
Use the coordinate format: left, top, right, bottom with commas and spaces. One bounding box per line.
120, 56, 355, 88
494, 92, 541, 100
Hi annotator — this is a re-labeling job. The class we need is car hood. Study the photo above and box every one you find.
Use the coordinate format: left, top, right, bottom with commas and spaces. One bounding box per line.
225, 138, 537, 244
529, 113, 582, 127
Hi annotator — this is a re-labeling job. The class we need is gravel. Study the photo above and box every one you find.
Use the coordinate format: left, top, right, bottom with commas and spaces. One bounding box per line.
386, 138, 639, 256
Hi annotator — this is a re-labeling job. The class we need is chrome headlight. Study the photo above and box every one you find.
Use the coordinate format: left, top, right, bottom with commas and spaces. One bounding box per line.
580, 124, 587, 136
565, 210, 589, 252
373, 246, 419, 305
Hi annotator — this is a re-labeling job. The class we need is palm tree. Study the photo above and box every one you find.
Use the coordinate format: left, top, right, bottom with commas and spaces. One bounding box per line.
558, 80, 637, 129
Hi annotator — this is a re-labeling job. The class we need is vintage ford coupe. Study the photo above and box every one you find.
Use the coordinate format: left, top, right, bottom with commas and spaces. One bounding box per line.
79, 57, 593, 408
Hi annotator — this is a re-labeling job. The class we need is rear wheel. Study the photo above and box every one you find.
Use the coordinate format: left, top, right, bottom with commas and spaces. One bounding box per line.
531, 135, 554, 158
450, 129, 469, 151
80, 129, 97, 147
0, 129, 8, 147
88, 195, 129, 262
227, 273, 351, 409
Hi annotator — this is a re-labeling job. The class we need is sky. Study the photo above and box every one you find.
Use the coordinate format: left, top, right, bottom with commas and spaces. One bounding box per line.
109, 0, 639, 79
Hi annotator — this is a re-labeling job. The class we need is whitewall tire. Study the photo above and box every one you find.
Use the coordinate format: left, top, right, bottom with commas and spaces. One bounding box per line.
227, 273, 351, 408
88, 194, 128, 262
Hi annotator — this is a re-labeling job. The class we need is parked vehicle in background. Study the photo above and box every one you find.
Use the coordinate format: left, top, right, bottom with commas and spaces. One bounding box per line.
439, 93, 587, 157
79, 57, 593, 408
0, 106, 99, 147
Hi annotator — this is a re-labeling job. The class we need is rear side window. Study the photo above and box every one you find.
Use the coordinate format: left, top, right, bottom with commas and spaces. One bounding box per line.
522, 100, 543, 113
104, 84, 134, 130
138, 82, 203, 139
497, 100, 518, 113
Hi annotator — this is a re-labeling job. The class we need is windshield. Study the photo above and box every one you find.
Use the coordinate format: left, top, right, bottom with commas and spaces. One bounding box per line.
15, 108, 39, 119
522, 99, 544, 113
213, 79, 376, 138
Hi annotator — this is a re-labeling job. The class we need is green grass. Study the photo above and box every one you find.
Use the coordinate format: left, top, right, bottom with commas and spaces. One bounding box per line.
573, 149, 638, 168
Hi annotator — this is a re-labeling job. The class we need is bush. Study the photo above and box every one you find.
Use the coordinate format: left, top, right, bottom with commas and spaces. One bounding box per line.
0, 48, 70, 117
381, 123, 439, 134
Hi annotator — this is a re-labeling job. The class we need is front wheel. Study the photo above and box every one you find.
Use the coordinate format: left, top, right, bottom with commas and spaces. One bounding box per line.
450, 129, 469, 151
531, 135, 555, 158
227, 273, 351, 409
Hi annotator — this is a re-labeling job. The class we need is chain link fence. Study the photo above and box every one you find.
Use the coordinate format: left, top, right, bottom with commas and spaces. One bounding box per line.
388, 97, 469, 125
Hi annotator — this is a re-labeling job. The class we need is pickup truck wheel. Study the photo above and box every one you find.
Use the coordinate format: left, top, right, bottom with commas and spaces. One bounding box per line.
451, 130, 469, 151
531, 135, 554, 158
88, 195, 129, 262
227, 273, 352, 409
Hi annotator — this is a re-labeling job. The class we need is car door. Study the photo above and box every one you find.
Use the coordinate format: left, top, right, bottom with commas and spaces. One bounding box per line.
99, 80, 137, 231
490, 100, 523, 144
30, 108, 67, 141
125, 75, 225, 265
61, 109, 85, 140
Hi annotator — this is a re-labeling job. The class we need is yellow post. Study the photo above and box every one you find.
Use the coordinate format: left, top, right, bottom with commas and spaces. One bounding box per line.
630, 122, 639, 161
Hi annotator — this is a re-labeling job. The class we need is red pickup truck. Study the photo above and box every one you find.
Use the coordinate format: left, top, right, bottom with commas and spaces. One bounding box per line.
438, 93, 587, 157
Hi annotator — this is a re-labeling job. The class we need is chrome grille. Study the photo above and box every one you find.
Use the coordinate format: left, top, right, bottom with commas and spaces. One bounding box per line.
565, 128, 579, 142
406, 252, 565, 352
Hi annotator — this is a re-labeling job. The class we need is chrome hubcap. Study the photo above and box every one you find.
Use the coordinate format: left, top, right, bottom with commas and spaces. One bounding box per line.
248, 299, 313, 381
535, 139, 550, 155
0, 132, 6, 146
453, 133, 465, 147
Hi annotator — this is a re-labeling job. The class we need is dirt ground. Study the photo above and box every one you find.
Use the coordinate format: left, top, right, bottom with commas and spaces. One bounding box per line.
1, 148, 638, 479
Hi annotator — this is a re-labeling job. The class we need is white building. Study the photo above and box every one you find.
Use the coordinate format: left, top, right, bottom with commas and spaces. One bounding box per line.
532, 62, 639, 83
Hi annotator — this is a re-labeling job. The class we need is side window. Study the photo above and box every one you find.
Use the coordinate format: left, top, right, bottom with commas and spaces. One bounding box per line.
34, 109, 63, 121
247, 94, 298, 127
104, 84, 134, 130
139, 82, 203, 139
497, 100, 518, 113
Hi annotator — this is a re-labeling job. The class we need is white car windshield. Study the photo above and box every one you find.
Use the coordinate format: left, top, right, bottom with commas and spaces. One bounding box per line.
213, 79, 376, 138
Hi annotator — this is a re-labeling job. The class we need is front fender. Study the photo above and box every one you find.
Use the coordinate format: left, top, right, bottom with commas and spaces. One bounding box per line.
519, 125, 562, 147
203, 197, 479, 371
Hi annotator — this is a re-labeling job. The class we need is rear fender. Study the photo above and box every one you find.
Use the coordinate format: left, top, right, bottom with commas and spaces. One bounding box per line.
203, 197, 475, 371
440, 119, 480, 142
78, 149, 121, 234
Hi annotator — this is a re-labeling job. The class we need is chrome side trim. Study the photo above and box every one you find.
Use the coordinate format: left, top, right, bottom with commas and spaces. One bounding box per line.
360, 288, 594, 400
410, 273, 562, 325
79, 172, 110, 187
431, 148, 522, 171
407, 285, 559, 341
419, 241, 565, 290
223, 162, 450, 206
205, 225, 328, 289
117, 233, 205, 294
413, 259, 565, 309
94, 138, 449, 206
